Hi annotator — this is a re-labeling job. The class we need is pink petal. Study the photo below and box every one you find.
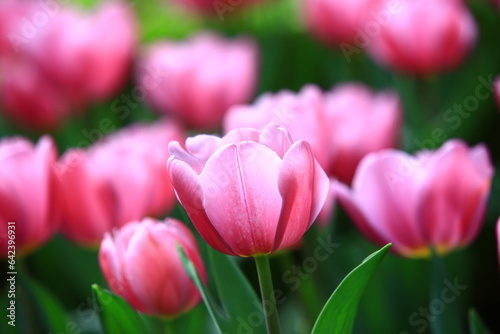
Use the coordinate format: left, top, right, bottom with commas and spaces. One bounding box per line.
199, 142, 283, 256
273, 141, 328, 251
168, 157, 235, 255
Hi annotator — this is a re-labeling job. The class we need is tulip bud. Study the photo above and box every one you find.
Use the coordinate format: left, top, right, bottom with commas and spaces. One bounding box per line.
99, 218, 206, 317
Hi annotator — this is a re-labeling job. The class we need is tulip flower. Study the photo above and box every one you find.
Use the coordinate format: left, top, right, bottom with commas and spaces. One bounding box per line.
0, 58, 71, 130
224, 83, 401, 183
0, 136, 58, 257
136, 32, 258, 130
24, 1, 137, 106
366, 0, 477, 76
168, 123, 329, 257
57, 121, 183, 246
303, 0, 382, 47
335, 140, 493, 258
99, 217, 206, 317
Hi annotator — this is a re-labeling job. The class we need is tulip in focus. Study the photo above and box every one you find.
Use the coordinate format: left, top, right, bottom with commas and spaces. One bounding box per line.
137, 32, 258, 130
168, 123, 329, 257
335, 140, 493, 258
366, 0, 477, 76
57, 121, 183, 246
0, 136, 58, 257
224, 83, 401, 183
99, 218, 206, 317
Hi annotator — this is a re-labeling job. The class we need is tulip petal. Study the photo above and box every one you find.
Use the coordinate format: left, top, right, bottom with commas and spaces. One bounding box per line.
274, 141, 327, 251
258, 123, 294, 159
349, 151, 427, 255
168, 157, 236, 255
199, 142, 283, 256
417, 142, 492, 251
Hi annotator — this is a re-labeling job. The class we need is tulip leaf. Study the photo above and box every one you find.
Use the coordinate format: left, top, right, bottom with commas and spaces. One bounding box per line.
91, 284, 149, 334
177, 245, 228, 333
12, 273, 69, 334
207, 246, 267, 334
312, 244, 391, 334
469, 309, 492, 334
178, 245, 266, 334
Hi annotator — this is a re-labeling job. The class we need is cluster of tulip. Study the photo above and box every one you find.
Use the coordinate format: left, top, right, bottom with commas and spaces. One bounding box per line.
1, 0, 499, 333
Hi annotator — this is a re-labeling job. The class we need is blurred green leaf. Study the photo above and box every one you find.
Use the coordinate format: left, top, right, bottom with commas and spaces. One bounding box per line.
469, 309, 492, 334
312, 244, 391, 334
13, 272, 69, 334
91, 284, 148, 334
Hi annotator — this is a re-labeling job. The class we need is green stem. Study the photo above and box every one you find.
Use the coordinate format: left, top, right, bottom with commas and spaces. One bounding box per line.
164, 319, 176, 334
255, 255, 281, 334
430, 250, 444, 334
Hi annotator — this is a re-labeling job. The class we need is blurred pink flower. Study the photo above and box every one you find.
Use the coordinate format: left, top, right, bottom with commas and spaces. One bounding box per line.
168, 123, 329, 256
0, 57, 70, 130
0, 0, 137, 130
497, 218, 500, 268
99, 217, 206, 317
57, 121, 184, 246
224, 83, 401, 184
366, 0, 477, 76
303, 0, 383, 47
0, 136, 59, 257
336, 140, 493, 258
24, 1, 137, 105
137, 32, 258, 130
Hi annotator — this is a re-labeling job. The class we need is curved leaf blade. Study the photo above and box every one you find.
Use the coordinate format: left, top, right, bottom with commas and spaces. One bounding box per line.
312, 244, 391, 334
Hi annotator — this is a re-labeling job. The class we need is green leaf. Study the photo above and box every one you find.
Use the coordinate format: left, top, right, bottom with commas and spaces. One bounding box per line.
312, 244, 391, 334
92, 284, 148, 334
469, 309, 492, 334
15, 273, 68, 334
177, 245, 266, 334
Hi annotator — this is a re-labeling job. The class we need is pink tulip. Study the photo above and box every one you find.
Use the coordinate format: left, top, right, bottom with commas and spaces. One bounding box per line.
303, 0, 383, 47
168, 123, 329, 257
0, 136, 58, 257
366, 0, 477, 76
24, 1, 137, 106
57, 121, 183, 246
497, 218, 500, 268
335, 140, 493, 258
136, 32, 258, 130
99, 217, 206, 317
316, 178, 336, 227
0, 58, 70, 130
224, 83, 401, 184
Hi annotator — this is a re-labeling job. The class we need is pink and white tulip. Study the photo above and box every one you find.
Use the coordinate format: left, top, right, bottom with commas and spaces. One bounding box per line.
168, 123, 329, 257
137, 32, 258, 130
57, 121, 183, 246
99, 218, 206, 317
366, 0, 477, 76
224, 83, 401, 183
0, 136, 58, 257
335, 140, 493, 258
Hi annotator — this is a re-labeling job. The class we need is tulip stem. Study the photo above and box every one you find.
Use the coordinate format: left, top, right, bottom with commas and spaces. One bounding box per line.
255, 255, 281, 334
164, 319, 176, 334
